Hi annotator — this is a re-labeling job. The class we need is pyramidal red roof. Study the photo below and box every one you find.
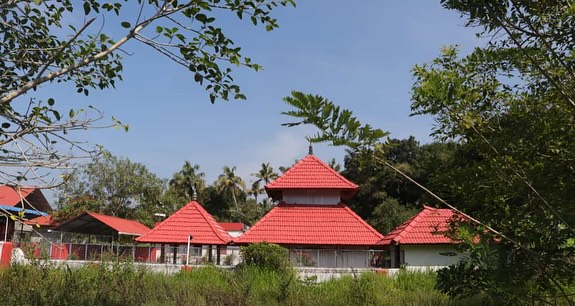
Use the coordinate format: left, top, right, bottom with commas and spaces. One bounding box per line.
233, 203, 383, 246
136, 201, 231, 245
265, 155, 358, 200
379, 206, 459, 245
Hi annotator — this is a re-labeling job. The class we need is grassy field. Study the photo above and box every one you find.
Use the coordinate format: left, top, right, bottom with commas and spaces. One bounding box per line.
0, 263, 454, 306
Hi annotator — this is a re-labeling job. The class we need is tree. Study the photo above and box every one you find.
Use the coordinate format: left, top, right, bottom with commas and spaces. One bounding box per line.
215, 165, 246, 209
411, 46, 575, 303
408, 0, 575, 300
327, 158, 341, 172
279, 86, 575, 303
250, 162, 278, 202
55, 151, 169, 224
168, 161, 206, 202
0, 0, 294, 188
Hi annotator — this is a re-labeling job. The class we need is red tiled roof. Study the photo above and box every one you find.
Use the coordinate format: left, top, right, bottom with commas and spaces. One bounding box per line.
265, 155, 359, 200
0, 186, 35, 205
25, 215, 55, 227
0, 185, 51, 212
51, 212, 151, 236
379, 206, 458, 245
88, 212, 151, 236
136, 201, 231, 245
219, 222, 245, 231
233, 203, 383, 246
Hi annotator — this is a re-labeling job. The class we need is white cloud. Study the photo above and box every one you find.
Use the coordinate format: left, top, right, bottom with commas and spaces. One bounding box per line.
234, 129, 309, 183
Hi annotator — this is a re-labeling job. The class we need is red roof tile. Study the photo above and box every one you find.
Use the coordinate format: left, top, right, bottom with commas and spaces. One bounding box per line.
25, 215, 55, 227
0, 186, 51, 212
88, 212, 151, 236
136, 201, 231, 245
0, 186, 34, 205
265, 155, 359, 200
51, 212, 151, 236
233, 203, 383, 246
379, 206, 458, 245
219, 222, 245, 231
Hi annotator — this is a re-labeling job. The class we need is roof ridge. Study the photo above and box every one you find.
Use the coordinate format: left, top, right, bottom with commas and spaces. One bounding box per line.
137, 202, 191, 239
340, 203, 384, 239
192, 201, 231, 244
232, 205, 277, 243
309, 156, 358, 188
390, 210, 423, 243
266, 156, 307, 186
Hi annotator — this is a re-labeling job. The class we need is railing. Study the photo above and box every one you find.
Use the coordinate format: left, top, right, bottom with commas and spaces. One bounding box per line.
18, 242, 388, 268
18, 242, 241, 265
289, 249, 388, 268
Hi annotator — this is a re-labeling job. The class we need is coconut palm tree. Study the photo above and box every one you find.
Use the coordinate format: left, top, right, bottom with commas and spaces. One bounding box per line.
250, 162, 278, 201
215, 166, 246, 209
328, 158, 342, 172
169, 161, 206, 201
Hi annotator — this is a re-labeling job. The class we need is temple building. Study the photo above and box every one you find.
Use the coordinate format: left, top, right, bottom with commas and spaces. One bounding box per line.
233, 152, 383, 268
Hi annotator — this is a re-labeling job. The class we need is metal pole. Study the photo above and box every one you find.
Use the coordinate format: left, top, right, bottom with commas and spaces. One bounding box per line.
2, 215, 8, 242
186, 235, 191, 266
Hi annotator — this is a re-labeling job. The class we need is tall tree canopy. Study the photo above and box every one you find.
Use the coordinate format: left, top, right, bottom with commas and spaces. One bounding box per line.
55, 151, 171, 226
250, 162, 278, 202
215, 165, 246, 210
169, 161, 206, 202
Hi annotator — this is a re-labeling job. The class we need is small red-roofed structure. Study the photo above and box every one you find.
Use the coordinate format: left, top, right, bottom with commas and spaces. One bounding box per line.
52, 212, 151, 237
234, 152, 383, 268
0, 185, 52, 243
25, 215, 55, 227
377, 206, 465, 269
136, 201, 232, 264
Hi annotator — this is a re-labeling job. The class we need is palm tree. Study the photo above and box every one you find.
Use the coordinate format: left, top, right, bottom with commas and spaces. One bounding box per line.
169, 161, 206, 201
249, 181, 261, 203
215, 166, 246, 209
250, 162, 278, 201
328, 158, 342, 172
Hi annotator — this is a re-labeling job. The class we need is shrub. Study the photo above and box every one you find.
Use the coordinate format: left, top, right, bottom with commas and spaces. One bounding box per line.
224, 254, 235, 265
240, 242, 290, 273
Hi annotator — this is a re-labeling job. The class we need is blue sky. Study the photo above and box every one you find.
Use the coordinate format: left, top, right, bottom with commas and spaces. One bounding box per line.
32, 2, 481, 187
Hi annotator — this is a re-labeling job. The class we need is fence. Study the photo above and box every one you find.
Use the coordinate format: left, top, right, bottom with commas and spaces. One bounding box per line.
289, 249, 388, 268
18, 242, 241, 265
18, 242, 388, 268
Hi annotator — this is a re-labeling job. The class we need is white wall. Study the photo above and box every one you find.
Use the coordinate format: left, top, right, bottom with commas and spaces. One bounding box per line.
283, 190, 340, 205
401, 244, 463, 269
226, 230, 243, 238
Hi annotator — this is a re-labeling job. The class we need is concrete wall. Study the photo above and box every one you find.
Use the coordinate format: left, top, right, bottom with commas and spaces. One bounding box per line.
401, 244, 463, 270
46, 260, 384, 282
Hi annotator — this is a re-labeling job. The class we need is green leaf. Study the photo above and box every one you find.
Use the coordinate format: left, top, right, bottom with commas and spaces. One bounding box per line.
83, 2, 91, 15
195, 14, 207, 23
121, 21, 131, 28
47, 98, 55, 106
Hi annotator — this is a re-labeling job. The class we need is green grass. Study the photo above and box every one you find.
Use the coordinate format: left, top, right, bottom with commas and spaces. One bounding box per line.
0, 263, 453, 306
